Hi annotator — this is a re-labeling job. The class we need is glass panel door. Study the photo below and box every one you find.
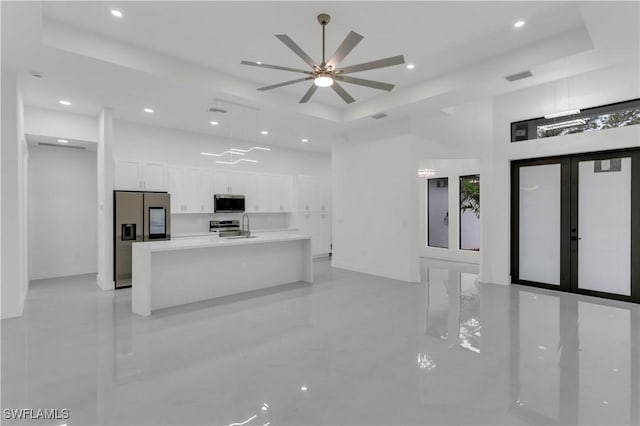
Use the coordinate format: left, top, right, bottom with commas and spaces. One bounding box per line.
518, 164, 562, 285
513, 149, 639, 303
576, 157, 632, 296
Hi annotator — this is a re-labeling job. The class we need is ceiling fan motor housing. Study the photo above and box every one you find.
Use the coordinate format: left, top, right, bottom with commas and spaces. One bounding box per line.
317, 14, 331, 26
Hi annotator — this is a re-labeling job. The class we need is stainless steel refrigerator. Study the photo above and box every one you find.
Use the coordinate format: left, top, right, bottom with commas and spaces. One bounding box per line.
114, 191, 171, 288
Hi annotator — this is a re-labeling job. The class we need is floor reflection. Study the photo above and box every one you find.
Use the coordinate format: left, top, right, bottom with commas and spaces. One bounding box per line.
422, 258, 639, 426
1, 260, 638, 425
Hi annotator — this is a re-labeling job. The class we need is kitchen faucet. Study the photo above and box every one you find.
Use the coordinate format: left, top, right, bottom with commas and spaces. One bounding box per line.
241, 212, 251, 238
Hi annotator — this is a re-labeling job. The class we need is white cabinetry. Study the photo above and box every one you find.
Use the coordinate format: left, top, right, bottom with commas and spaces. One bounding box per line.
296, 175, 331, 255
298, 175, 330, 212
214, 170, 249, 195
114, 160, 167, 191
216, 171, 293, 213
269, 174, 293, 212
169, 166, 214, 213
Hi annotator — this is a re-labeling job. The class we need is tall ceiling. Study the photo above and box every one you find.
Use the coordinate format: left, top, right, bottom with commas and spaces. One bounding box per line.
2, 1, 638, 152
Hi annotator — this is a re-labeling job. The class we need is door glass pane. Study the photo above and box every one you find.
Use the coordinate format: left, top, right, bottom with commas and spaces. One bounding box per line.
519, 164, 561, 285
428, 178, 448, 248
460, 175, 480, 251
578, 158, 631, 295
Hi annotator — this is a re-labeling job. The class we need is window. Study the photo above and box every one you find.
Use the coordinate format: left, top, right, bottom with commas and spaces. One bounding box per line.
428, 178, 449, 248
459, 175, 480, 251
511, 99, 640, 142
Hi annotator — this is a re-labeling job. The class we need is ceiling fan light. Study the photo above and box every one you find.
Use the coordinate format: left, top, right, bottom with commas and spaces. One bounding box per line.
314, 75, 334, 87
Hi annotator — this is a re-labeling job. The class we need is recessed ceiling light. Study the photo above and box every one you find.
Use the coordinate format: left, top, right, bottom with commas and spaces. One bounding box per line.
59, 100, 72, 106
111, 9, 123, 18
514, 20, 525, 28
57, 139, 69, 144
143, 108, 154, 113
260, 130, 269, 135
210, 121, 219, 126
256, 61, 262, 65
406, 64, 415, 70
301, 138, 309, 142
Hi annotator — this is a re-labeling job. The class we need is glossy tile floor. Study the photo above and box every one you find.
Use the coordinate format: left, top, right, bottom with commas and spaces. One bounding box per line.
2, 259, 639, 426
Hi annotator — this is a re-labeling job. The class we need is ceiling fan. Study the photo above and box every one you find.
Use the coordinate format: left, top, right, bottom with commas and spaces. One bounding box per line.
241, 13, 405, 104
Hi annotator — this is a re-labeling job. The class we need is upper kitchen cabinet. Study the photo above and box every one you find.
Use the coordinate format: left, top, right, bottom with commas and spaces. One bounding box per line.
114, 160, 167, 191
169, 166, 214, 214
214, 170, 249, 195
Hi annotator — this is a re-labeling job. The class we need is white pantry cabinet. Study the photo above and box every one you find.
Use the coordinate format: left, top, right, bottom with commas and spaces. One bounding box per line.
269, 174, 293, 212
298, 175, 330, 212
296, 175, 331, 255
169, 166, 214, 213
114, 160, 167, 191
298, 211, 331, 255
245, 173, 293, 212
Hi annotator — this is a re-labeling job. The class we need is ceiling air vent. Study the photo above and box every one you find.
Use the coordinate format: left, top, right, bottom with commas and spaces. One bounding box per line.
371, 113, 388, 120
208, 107, 228, 113
505, 70, 533, 82
38, 142, 86, 150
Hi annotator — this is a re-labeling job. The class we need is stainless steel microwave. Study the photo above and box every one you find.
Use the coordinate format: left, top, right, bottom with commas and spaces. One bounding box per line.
214, 194, 245, 212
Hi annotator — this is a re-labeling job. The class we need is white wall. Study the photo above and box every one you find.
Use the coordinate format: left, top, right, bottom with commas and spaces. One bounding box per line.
331, 126, 421, 283
24, 106, 98, 142
480, 63, 640, 286
97, 109, 114, 290
28, 145, 97, 280
1, 71, 28, 319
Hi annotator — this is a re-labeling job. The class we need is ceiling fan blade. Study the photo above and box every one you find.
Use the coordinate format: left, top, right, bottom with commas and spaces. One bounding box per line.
331, 81, 355, 104
335, 75, 395, 91
299, 84, 318, 103
338, 55, 405, 74
257, 77, 312, 91
241, 60, 312, 74
275, 34, 317, 68
326, 31, 364, 69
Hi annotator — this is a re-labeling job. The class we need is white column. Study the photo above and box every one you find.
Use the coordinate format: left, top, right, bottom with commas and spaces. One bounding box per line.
1, 71, 28, 318
97, 108, 114, 290
479, 150, 511, 286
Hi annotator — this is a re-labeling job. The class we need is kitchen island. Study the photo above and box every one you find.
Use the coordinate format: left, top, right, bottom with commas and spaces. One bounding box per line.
131, 233, 313, 316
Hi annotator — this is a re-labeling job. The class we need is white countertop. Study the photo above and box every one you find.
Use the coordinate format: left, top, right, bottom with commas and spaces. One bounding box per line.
135, 232, 311, 252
